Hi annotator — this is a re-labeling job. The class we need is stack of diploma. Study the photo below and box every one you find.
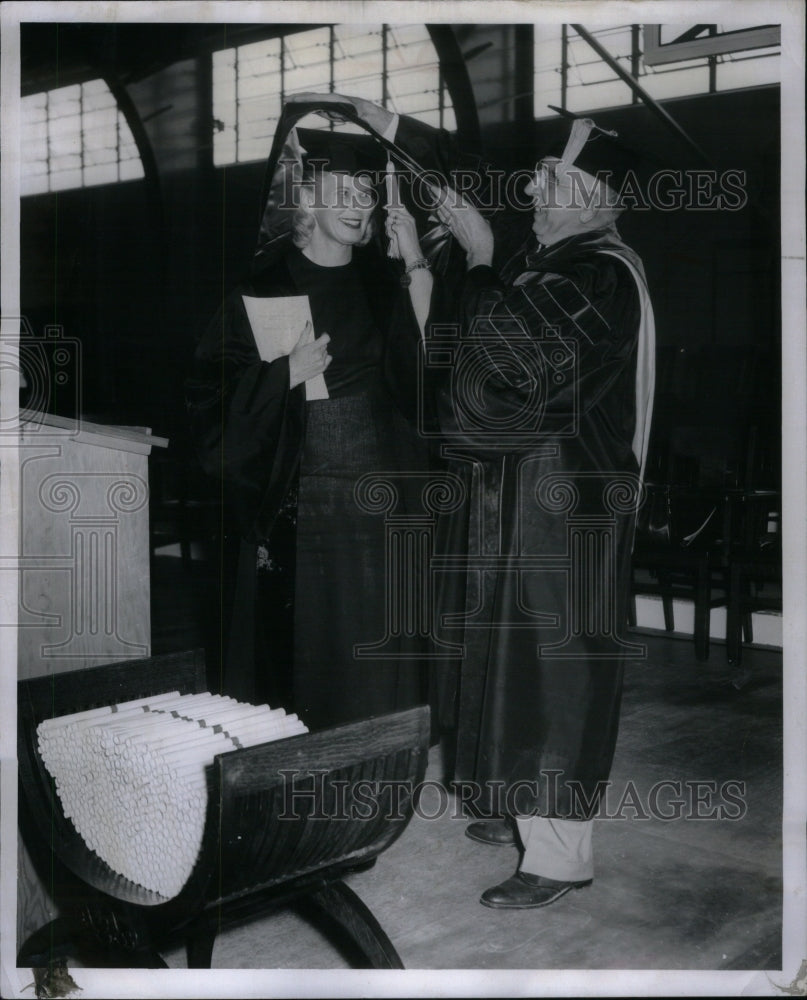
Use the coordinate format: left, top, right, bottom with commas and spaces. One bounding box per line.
37, 692, 308, 899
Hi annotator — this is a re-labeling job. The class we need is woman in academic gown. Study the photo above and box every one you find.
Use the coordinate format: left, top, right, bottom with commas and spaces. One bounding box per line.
185, 97, 452, 731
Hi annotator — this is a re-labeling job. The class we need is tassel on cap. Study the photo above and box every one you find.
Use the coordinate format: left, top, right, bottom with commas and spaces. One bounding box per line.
547, 105, 637, 194
558, 117, 596, 173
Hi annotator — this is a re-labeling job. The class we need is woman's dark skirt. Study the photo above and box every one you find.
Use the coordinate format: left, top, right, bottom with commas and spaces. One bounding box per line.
255, 388, 427, 731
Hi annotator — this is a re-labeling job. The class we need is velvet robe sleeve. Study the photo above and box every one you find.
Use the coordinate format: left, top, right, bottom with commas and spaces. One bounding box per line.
184, 287, 306, 540
436, 253, 640, 457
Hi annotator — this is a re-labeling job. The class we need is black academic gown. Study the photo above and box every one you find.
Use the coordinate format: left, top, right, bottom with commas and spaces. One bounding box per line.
185, 242, 437, 727
185, 103, 476, 730
434, 228, 649, 819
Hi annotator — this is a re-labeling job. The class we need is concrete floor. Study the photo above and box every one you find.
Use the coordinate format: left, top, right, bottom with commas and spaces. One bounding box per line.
150, 556, 783, 975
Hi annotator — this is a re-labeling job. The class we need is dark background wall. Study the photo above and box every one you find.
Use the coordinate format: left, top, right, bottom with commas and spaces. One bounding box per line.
19, 23, 781, 496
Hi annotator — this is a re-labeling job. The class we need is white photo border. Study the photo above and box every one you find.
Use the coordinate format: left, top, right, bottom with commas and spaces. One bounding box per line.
1, 2, 804, 997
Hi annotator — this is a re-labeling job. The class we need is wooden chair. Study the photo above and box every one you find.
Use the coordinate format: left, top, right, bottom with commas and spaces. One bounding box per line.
726, 490, 782, 665
630, 343, 777, 662
630, 481, 735, 661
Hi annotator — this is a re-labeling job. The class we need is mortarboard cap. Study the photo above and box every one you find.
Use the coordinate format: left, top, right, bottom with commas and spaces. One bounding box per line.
254, 97, 453, 272
547, 105, 641, 196
254, 123, 389, 266
296, 127, 389, 179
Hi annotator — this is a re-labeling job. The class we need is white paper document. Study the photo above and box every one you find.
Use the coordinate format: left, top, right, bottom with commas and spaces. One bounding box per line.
242, 294, 329, 401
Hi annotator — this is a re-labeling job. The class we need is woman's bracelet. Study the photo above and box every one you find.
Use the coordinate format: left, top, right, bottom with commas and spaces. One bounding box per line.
400, 258, 431, 287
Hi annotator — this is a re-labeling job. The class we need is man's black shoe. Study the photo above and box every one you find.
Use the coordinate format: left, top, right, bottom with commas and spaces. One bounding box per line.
480, 870, 592, 909
465, 819, 516, 846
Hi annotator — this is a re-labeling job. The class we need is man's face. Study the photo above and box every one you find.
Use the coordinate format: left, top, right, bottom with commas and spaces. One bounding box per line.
525, 157, 601, 245
308, 171, 377, 247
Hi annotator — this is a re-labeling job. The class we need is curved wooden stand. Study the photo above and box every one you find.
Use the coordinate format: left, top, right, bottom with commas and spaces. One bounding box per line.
17, 651, 429, 970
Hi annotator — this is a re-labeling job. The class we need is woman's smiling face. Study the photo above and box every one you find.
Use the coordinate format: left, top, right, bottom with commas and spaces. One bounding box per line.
307, 171, 377, 247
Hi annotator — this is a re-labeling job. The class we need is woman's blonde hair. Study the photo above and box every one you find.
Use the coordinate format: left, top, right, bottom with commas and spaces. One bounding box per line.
291, 178, 378, 249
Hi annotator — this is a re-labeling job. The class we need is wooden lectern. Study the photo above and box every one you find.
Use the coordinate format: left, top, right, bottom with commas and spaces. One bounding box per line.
16, 409, 168, 951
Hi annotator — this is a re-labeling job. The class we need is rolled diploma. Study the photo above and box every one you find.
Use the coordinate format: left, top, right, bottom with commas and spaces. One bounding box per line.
234, 717, 308, 747
37, 690, 182, 731
175, 704, 284, 727
38, 690, 313, 899
142, 692, 231, 715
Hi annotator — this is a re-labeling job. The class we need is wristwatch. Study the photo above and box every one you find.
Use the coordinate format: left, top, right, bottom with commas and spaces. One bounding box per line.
400, 258, 431, 287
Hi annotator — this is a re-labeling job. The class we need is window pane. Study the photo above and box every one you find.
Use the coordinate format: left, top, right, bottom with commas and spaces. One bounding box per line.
20, 78, 143, 194
239, 92, 281, 124
284, 27, 331, 65
21, 120, 48, 158
213, 24, 456, 167
51, 153, 82, 177
238, 36, 281, 72
238, 136, 273, 163
283, 27, 331, 94
49, 112, 81, 142
84, 144, 117, 167
387, 65, 438, 102
24, 91, 47, 115
334, 23, 383, 58
83, 106, 117, 148
333, 23, 383, 101
119, 157, 144, 182
564, 25, 633, 113
717, 49, 779, 91
212, 47, 237, 163
239, 68, 281, 103
21, 171, 49, 197
535, 23, 779, 111
83, 163, 118, 186
81, 77, 109, 100
641, 63, 711, 101
213, 131, 236, 167
566, 79, 633, 114
534, 25, 564, 117
50, 168, 83, 192
49, 84, 81, 118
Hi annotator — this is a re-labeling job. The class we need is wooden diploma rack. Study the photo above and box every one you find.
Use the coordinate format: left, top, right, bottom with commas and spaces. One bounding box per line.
17, 650, 430, 969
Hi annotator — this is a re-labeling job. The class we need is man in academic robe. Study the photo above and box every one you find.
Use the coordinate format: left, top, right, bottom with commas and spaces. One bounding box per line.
432, 111, 656, 908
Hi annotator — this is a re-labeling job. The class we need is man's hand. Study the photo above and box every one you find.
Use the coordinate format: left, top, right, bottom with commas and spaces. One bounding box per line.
431, 186, 494, 269
289, 92, 395, 136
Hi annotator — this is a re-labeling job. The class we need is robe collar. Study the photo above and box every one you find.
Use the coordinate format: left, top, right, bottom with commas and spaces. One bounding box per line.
515, 226, 656, 482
